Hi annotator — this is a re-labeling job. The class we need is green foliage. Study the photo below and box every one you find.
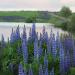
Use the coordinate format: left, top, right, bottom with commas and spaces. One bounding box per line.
48, 54, 53, 70
68, 14, 75, 32
1, 38, 75, 75
69, 67, 75, 75
42, 42, 47, 54
0, 11, 52, 22
60, 6, 72, 18
55, 20, 68, 30
32, 61, 39, 75
27, 41, 34, 63
0, 40, 21, 75
26, 16, 36, 23
54, 57, 60, 75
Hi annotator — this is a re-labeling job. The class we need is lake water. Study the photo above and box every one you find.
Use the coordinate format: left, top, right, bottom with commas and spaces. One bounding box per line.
0, 22, 68, 41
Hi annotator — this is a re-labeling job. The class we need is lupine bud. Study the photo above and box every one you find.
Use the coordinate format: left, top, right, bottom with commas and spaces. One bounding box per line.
17, 44, 21, 55
18, 64, 25, 75
72, 40, 75, 66
1, 34, 5, 48
38, 40, 43, 57
22, 25, 27, 41
44, 68, 48, 75
59, 42, 65, 75
22, 39, 28, 63
64, 51, 70, 72
31, 23, 36, 41
44, 50, 48, 69
34, 38, 39, 59
56, 32, 60, 49
10, 28, 17, 43
52, 34, 57, 59
47, 39, 51, 54
15, 25, 20, 40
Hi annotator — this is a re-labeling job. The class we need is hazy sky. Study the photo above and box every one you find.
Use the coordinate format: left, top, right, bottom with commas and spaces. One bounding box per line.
0, 0, 75, 12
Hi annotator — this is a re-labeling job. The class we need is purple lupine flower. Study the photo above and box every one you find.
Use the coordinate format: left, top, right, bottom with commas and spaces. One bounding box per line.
1, 34, 4, 42
18, 64, 25, 75
44, 68, 48, 75
10, 25, 20, 42
50, 68, 54, 75
39, 33, 43, 46
44, 50, 48, 69
72, 40, 75, 66
39, 65, 43, 75
52, 34, 57, 59
56, 32, 60, 49
22, 25, 27, 41
28, 65, 33, 75
56, 32, 59, 40
38, 40, 43, 57
10, 28, 16, 43
1, 34, 5, 48
59, 42, 65, 75
42, 26, 46, 42
22, 25, 28, 63
50, 28, 53, 41
64, 51, 70, 72
49, 28, 53, 54
42, 26, 46, 37
45, 32, 48, 43
47, 39, 51, 54
17, 45, 21, 55
15, 25, 20, 40
63, 36, 73, 51
22, 39, 28, 63
42, 26, 48, 43
34, 38, 39, 59
31, 23, 36, 41
39, 33, 42, 41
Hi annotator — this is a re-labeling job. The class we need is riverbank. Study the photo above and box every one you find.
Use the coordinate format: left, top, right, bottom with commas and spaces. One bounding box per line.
0, 11, 74, 36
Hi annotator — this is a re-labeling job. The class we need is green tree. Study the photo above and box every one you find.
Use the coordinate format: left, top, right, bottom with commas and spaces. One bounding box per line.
60, 6, 72, 18
26, 16, 36, 23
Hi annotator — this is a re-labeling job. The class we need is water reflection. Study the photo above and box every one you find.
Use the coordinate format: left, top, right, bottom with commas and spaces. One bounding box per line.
0, 22, 68, 41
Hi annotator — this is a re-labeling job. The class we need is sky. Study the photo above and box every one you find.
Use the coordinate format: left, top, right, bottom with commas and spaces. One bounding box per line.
0, 0, 75, 12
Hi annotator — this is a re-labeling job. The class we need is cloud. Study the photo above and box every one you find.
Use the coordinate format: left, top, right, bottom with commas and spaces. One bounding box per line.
0, 0, 59, 11
60, 0, 75, 12
60, 0, 75, 4
0, 0, 74, 12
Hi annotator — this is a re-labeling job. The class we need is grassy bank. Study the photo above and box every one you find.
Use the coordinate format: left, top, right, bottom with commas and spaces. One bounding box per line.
0, 11, 68, 23
0, 11, 53, 22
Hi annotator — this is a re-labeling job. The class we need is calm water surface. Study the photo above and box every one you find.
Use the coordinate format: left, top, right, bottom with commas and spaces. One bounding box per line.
0, 22, 68, 41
